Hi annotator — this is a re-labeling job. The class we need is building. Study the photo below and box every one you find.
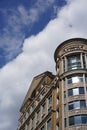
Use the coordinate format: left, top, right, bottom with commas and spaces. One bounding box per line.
18, 38, 87, 130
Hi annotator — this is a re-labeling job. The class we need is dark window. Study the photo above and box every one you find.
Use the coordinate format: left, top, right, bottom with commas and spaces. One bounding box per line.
41, 126, 44, 130
82, 115, 87, 124
47, 119, 51, 130
64, 91, 66, 98
80, 100, 86, 108
64, 118, 67, 127
79, 87, 85, 94
68, 89, 73, 96
69, 102, 73, 110
82, 54, 86, 68
69, 116, 74, 125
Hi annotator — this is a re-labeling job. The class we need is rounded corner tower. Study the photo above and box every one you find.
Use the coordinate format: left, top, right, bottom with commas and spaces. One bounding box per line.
54, 38, 87, 130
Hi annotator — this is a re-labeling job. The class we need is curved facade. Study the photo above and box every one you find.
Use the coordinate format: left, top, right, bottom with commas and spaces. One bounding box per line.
54, 38, 87, 130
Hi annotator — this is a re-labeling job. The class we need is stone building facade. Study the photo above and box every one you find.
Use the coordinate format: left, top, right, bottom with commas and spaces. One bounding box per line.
18, 38, 87, 130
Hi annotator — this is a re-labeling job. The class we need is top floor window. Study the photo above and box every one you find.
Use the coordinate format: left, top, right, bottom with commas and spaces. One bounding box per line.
63, 53, 87, 72
67, 54, 81, 70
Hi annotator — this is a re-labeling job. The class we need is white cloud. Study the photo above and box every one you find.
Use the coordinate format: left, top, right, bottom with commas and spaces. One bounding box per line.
0, 0, 87, 130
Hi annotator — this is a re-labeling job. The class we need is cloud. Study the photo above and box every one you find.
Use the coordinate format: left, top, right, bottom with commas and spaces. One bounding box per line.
0, 0, 55, 65
0, 0, 87, 130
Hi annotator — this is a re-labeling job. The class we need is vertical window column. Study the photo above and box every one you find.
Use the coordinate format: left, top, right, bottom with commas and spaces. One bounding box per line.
64, 56, 67, 72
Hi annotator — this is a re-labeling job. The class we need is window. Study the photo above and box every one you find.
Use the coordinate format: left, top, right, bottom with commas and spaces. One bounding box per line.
64, 118, 67, 127
37, 110, 40, 120
42, 103, 46, 120
64, 91, 66, 98
82, 54, 86, 68
68, 100, 86, 110
31, 117, 34, 127
47, 119, 51, 130
68, 87, 84, 97
48, 95, 52, 105
48, 95, 52, 113
69, 116, 74, 126
63, 79, 66, 87
36, 110, 40, 126
69, 115, 87, 126
67, 75, 83, 84
67, 55, 81, 70
75, 115, 81, 125
41, 126, 45, 130
64, 104, 66, 112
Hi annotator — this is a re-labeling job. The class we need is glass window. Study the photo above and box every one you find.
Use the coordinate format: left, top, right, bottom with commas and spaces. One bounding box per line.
64, 104, 66, 112
74, 101, 80, 109
32, 117, 34, 126
41, 126, 45, 130
64, 118, 67, 127
69, 116, 74, 126
68, 87, 84, 97
67, 75, 83, 84
69, 115, 87, 126
82, 54, 86, 68
47, 119, 51, 130
37, 110, 40, 120
82, 115, 87, 124
67, 55, 81, 70
68, 100, 86, 110
79, 87, 85, 94
42, 103, 46, 120
80, 100, 86, 108
42, 103, 46, 112
75, 115, 81, 125
68, 89, 73, 96
64, 91, 66, 98
73, 88, 79, 95
85, 75, 87, 82
68, 102, 74, 110
48, 95, 52, 105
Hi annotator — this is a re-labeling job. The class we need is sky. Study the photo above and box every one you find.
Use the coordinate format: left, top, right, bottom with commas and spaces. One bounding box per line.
0, 0, 87, 130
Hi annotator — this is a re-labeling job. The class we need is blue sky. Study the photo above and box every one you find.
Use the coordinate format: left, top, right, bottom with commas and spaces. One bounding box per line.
0, 0, 66, 68
0, 0, 87, 130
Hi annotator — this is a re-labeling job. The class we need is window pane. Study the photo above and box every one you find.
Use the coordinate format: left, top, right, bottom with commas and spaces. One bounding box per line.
64, 118, 67, 127
47, 119, 51, 130
75, 115, 81, 125
80, 100, 86, 108
67, 75, 83, 84
64, 92, 66, 98
79, 87, 84, 94
69, 116, 74, 126
74, 101, 80, 109
41, 126, 45, 130
68, 102, 73, 110
82, 115, 87, 124
67, 55, 81, 70
68, 89, 73, 96
48, 95, 52, 104
64, 104, 66, 112
73, 88, 79, 95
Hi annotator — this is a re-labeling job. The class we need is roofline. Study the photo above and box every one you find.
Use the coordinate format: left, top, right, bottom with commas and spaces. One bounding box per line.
54, 38, 87, 62
20, 71, 55, 112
